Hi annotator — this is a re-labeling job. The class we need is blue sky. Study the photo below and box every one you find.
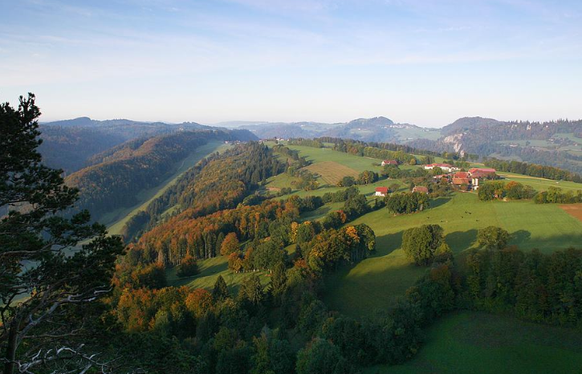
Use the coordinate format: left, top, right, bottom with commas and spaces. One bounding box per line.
1, 0, 581, 127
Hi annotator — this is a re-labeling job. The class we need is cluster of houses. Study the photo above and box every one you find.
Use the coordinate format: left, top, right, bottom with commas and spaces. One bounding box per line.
374, 160, 497, 196
437, 166, 497, 191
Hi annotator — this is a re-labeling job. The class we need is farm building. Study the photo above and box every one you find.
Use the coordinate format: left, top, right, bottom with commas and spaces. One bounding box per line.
468, 168, 496, 176
467, 168, 497, 190
424, 163, 460, 173
381, 160, 399, 166
452, 172, 471, 186
375, 187, 389, 197
412, 186, 429, 194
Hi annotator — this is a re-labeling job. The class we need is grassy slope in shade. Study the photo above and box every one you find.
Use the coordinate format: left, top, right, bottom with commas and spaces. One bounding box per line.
364, 312, 582, 374
324, 193, 582, 317
167, 256, 270, 292
106, 141, 229, 235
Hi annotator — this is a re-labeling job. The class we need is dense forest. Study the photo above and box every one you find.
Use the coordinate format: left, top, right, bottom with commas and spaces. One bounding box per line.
120, 141, 286, 241
38, 126, 128, 172
66, 130, 253, 220
289, 137, 461, 161
38, 118, 256, 173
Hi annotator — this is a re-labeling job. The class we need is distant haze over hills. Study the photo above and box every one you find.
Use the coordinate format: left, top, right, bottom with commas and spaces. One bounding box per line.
38, 117, 256, 173
39, 115, 582, 174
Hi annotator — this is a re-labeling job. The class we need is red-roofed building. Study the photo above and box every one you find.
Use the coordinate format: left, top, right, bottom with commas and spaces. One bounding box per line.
452, 172, 471, 186
381, 160, 399, 166
412, 186, 429, 194
468, 168, 497, 190
375, 187, 389, 197
468, 168, 496, 175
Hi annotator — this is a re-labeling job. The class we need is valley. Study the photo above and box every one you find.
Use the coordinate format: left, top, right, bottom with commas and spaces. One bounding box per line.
106, 140, 231, 235
6, 105, 582, 374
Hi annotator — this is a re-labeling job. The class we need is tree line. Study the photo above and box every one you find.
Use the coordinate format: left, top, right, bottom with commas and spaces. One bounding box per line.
484, 157, 582, 182
477, 181, 536, 201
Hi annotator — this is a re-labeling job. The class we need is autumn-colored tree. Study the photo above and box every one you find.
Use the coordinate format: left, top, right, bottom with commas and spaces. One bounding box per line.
221, 232, 240, 256
176, 254, 199, 278
185, 288, 214, 318
228, 251, 244, 273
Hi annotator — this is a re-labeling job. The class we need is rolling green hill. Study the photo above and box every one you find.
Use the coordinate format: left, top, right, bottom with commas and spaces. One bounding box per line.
364, 311, 582, 374
182, 142, 582, 317
260, 142, 582, 318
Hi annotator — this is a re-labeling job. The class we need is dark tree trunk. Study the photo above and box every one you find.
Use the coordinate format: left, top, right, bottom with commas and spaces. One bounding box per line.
4, 321, 19, 374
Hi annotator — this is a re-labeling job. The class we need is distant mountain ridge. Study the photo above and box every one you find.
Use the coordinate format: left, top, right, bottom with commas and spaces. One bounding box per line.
42, 116, 211, 130
41, 114, 582, 174
441, 116, 503, 135
38, 117, 245, 173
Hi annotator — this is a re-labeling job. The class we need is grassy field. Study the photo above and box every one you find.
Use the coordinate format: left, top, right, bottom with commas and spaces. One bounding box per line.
167, 255, 270, 292
105, 141, 229, 235
179, 144, 582, 318
262, 145, 582, 316
285, 145, 385, 173
325, 192, 582, 316
305, 161, 359, 185
364, 311, 582, 374
499, 171, 582, 192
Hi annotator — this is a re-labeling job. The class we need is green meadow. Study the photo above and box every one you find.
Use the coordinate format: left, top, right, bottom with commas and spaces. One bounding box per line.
364, 311, 582, 374
266, 144, 582, 317
325, 192, 582, 317
283, 144, 386, 173
167, 255, 270, 292
175, 143, 582, 322
499, 171, 582, 192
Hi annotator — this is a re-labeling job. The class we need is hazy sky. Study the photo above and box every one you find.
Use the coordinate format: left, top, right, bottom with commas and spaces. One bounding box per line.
1, 0, 581, 127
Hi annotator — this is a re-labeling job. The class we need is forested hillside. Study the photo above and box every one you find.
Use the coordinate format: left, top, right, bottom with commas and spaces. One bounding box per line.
39, 117, 223, 173
39, 125, 128, 172
120, 141, 286, 242
410, 118, 582, 174
65, 129, 255, 220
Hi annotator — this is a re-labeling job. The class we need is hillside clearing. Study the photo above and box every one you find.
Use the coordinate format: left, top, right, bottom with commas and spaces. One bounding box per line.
305, 161, 359, 185
167, 256, 270, 292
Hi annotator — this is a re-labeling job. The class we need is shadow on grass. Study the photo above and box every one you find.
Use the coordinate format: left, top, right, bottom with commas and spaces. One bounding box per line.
445, 229, 478, 254
198, 261, 228, 275
170, 261, 228, 287
300, 205, 333, 221
375, 231, 404, 256
429, 196, 452, 209
511, 229, 532, 246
